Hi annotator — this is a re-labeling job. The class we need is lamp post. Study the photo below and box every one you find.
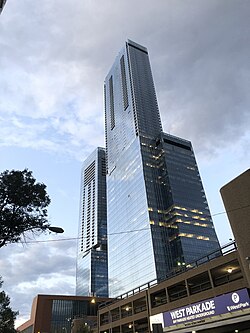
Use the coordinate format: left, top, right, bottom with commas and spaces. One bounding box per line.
47, 226, 64, 234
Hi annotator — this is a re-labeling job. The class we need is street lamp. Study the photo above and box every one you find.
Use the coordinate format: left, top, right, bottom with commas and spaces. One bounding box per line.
47, 226, 64, 234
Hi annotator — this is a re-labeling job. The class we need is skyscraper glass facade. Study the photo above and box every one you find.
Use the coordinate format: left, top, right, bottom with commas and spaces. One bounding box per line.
76, 147, 108, 297
155, 133, 219, 266
104, 40, 220, 297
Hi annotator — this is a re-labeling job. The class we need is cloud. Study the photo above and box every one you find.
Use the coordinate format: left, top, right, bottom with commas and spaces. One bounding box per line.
150, 0, 250, 156
0, 238, 77, 324
1, 0, 249, 161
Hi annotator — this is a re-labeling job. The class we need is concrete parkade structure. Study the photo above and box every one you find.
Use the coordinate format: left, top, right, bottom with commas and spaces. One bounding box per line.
98, 169, 250, 333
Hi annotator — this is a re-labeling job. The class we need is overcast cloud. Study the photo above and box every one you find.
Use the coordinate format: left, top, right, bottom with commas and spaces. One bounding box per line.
0, 0, 249, 327
1, 0, 249, 159
0, 238, 77, 324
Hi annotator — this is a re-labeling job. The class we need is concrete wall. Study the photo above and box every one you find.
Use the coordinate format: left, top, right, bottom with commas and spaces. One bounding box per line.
220, 169, 250, 286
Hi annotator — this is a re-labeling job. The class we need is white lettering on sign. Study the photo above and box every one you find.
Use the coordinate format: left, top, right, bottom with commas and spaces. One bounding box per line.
164, 289, 250, 327
186, 300, 215, 316
170, 300, 215, 320
170, 308, 185, 320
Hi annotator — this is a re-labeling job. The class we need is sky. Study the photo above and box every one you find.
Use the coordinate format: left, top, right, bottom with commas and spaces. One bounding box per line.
0, 0, 249, 328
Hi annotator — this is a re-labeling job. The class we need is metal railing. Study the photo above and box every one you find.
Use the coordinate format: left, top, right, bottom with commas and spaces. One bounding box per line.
99, 241, 237, 309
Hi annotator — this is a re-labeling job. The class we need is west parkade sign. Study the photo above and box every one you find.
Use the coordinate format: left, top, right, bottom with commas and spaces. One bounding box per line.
163, 288, 250, 326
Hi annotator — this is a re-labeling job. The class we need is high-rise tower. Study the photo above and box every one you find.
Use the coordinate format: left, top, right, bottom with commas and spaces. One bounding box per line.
104, 40, 219, 296
76, 147, 108, 297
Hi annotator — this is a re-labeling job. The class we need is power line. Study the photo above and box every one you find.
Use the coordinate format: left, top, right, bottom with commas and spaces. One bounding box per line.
22, 227, 150, 244
18, 204, 250, 244
211, 203, 250, 216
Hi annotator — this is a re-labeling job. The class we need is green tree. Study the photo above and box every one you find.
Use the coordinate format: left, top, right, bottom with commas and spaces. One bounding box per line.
75, 323, 91, 333
0, 277, 17, 333
0, 169, 51, 248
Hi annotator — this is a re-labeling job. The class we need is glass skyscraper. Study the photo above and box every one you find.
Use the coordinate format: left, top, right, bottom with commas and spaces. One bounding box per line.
76, 147, 108, 297
104, 40, 219, 296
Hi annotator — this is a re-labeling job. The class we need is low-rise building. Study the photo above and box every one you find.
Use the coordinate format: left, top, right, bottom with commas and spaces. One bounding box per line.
17, 295, 110, 333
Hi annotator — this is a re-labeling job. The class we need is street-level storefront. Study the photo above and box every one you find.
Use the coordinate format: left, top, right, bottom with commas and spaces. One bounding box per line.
150, 289, 250, 332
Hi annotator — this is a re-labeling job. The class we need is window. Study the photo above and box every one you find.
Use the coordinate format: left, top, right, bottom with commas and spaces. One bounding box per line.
109, 76, 115, 130
120, 55, 129, 110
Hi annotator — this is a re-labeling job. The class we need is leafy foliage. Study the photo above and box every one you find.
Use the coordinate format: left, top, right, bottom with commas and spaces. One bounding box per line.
0, 277, 18, 333
0, 169, 51, 248
74, 323, 91, 333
